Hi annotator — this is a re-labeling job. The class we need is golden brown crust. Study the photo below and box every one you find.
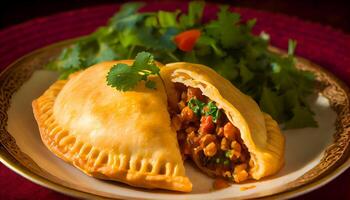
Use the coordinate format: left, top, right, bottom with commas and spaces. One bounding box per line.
32, 61, 192, 192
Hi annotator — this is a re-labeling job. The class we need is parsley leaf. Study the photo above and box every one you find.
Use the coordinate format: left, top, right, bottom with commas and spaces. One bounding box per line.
110, 2, 144, 23
106, 52, 160, 91
179, 1, 205, 29
205, 6, 242, 48
158, 10, 180, 28
259, 87, 285, 121
239, 61, 254, 84
284, 106, 318, 129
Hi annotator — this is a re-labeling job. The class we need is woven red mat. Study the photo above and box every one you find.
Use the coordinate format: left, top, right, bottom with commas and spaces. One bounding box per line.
0, 2, 349, 199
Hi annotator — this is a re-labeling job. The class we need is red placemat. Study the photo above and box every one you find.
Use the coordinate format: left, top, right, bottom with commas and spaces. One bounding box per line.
0, 2, 349, 199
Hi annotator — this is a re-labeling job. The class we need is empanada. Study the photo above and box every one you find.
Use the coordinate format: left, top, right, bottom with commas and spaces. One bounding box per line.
33, 60, 285, 192
32, 61, 192, 192
160, 62, 285, 182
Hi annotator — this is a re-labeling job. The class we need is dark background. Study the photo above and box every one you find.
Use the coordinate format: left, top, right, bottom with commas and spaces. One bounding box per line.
0, 0, 349, 33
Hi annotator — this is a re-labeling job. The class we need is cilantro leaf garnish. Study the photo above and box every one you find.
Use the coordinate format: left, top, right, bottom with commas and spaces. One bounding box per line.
47, 1, 318, 129
259, 87, 285, 121
205, 6, 242, 49
205, 101, 221, 123
284, 106, 318, 129
106, 52, 159, 91
106, 64, 141, 91
188, 98, 205, 116
188, 98, 221, 123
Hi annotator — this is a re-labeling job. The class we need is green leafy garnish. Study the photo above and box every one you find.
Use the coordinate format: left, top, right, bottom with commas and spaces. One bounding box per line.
205, 101, 221, 123
47, 1, 317, 129
187, 98, 221, 123
188, 98, 205, 116
106, 52, 159, 91
284, 106, 317, 129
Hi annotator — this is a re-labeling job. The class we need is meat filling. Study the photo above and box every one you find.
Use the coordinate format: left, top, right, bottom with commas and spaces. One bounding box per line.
171, 83, 251, 183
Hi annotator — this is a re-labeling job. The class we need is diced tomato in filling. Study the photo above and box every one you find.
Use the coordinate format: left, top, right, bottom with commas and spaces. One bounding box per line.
171, 84, 251, 183
199, 116, 215, 134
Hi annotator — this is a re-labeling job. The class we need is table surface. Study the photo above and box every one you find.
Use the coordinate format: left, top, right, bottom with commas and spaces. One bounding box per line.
1, 0, 350, 33
0, 2, 349, 199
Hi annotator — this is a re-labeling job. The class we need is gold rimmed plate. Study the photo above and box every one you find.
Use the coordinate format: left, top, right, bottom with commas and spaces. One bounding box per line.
0, 39, 349, 199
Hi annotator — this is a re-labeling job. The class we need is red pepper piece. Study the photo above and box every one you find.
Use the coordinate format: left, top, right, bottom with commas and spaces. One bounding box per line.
174, 29, 201, 52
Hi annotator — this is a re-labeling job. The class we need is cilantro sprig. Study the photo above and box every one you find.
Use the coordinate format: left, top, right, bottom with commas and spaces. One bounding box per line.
106, 52, 159, 91
47, 2, 317, 129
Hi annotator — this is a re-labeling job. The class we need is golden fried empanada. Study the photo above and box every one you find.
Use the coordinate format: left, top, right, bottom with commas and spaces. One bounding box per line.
33, 60, 285, 191
32, 61, 192, 192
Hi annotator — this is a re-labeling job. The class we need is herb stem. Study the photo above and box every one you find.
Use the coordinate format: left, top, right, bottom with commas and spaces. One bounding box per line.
127, 45, 136, 59
167, 52, 180, 62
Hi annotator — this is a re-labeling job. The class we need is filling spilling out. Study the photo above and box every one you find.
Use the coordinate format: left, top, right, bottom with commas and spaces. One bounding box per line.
170, 83, 252, 185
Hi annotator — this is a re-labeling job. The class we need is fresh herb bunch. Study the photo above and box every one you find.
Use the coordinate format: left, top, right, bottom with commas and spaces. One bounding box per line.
47, 2, 317, 129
